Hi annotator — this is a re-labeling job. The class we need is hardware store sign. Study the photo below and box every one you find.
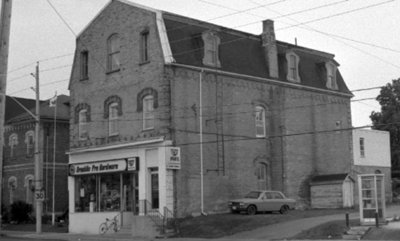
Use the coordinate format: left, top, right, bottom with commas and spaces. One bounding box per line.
69, 159, 127, 176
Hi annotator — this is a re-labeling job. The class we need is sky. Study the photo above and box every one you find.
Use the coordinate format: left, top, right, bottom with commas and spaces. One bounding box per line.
3, 0, 400, 127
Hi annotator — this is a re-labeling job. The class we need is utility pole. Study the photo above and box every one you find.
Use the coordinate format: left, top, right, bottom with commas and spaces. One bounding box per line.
32, 62, 43, 234
0, 0, 13, 231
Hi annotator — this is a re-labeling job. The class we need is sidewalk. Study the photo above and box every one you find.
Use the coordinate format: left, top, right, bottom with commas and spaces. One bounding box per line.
1, 205, 399, 241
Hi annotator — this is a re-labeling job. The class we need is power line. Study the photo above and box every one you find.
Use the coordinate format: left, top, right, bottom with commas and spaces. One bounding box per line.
276, 0, 395, 31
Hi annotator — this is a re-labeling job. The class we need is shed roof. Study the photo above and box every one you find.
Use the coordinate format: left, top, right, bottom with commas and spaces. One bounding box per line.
310, 173, 354, 185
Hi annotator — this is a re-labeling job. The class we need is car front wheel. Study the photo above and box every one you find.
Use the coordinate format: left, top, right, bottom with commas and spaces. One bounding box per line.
247, 205, 257, 215
279, 205, 289, 214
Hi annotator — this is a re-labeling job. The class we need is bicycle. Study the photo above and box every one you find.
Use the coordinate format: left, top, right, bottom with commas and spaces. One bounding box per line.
99, 214, 121, 234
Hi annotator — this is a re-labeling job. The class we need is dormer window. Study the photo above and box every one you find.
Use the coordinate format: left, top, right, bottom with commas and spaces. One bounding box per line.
202, 31, 221, 67
326, 62, 338, 90
286, 52, 300, 83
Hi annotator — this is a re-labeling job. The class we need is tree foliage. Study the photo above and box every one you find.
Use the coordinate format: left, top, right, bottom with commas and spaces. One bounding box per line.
370, 78, 400, 170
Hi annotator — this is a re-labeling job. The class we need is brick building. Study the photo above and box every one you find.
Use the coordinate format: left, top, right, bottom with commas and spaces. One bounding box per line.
67, 0, 353, 234
2, 95, 70, 217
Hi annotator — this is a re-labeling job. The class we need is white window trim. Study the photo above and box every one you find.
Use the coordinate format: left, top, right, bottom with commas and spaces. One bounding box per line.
108, 103, 119, 136
285, 51, 301, 83
24, 175, 34, 204
143, 95, 155, 130
201, 31, 221, 68
8, 133, 18, 158
255, 106, 266, 138
325, 62, 338, 90
78, 109, 88, 140
24, 130, 35, 156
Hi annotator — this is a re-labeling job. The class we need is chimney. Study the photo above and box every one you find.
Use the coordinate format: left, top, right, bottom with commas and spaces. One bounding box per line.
262, 20, 279, 79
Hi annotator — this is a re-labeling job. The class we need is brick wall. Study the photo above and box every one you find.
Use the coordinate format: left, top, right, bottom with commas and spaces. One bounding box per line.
169, 66, 352, 215
69, 1, 170, 149
2, 121, 69, 214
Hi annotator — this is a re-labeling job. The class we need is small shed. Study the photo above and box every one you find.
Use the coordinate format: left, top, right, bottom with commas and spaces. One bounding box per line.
310, 173, 354, 209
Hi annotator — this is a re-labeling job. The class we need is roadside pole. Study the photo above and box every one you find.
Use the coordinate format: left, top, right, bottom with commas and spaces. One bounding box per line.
32, 62, 43, 234
0, 0, 13, 231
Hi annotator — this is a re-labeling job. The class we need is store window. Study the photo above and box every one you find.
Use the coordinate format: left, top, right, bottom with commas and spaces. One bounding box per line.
74, 173, 127, 213
75, 175, 97, 212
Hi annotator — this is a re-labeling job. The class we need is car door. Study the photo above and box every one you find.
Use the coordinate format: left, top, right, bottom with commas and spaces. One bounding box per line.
262, 192, 274, 211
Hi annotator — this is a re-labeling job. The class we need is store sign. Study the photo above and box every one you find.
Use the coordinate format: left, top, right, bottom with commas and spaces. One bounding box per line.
127, 157, 139, 171
166, 147, 181, 169
69, 159, 127, 176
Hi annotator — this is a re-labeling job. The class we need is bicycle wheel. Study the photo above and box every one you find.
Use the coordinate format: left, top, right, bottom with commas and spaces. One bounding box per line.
99, 223, 108, 235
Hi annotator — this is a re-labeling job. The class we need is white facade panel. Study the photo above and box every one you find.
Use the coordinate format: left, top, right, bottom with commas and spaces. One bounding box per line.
353, 129, 391, 167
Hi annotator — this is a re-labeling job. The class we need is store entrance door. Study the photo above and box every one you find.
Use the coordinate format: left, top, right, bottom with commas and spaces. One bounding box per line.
122, 173, 139, 226
150, 168, 159, 209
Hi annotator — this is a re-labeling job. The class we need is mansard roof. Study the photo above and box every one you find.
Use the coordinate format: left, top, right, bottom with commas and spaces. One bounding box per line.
162, 12, 352, 95
74, 0, 352, 96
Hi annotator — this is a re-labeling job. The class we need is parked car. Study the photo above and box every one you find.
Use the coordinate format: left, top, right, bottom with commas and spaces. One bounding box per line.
228, 190, 296, 215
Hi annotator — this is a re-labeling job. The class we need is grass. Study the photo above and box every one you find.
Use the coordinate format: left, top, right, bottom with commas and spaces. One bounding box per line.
289, 219, 359, 240
175, 208, 355, 238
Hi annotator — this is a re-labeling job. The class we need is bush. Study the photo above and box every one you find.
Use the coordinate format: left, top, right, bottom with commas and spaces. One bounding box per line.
10, 200, 33, 223
1, 203, 10, 223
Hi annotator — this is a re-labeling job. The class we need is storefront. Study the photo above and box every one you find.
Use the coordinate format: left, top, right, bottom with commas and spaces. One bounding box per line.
67, 139, 179, 234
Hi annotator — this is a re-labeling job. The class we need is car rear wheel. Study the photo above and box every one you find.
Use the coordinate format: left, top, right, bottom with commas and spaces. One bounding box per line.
279, 205, 289, 214
247, 205, 257, 215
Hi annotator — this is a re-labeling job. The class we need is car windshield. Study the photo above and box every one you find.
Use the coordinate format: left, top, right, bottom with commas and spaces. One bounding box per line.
244, 191, 261, 199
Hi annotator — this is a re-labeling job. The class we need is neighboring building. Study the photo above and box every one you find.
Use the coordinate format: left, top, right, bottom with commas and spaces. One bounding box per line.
68, 0, 353, 234
2, 95, 70, 217
351, 129, 392, 203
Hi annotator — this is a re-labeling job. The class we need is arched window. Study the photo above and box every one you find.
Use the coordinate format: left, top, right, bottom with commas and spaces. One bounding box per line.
25, 130, 34, 157
143, 95, 154, 130
79, 109, 88, 140
107, 34, 120, 72
8, 133, 18, 158
255, 106, 266, 137
325, 62, 338, 90
24, 175, 34, 204
202, 31, 221, 67
286, 51, 300, 83
109, 102, 119, 136
8, 176, 17, 204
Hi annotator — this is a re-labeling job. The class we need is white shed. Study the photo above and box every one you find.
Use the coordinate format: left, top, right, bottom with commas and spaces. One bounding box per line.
310, 173, 354, 209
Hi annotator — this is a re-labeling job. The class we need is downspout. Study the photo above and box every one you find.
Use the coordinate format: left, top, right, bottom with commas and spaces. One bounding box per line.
199, 69, 206, 215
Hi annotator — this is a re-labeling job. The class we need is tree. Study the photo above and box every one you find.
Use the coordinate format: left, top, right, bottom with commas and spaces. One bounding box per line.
370, 78, 400, 172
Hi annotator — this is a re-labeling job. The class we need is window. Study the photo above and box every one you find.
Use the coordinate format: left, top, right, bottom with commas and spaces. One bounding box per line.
325, 62, 338, 90
255, 106, 266, 137
286, 52, 300, 82
360, 137, 365, 158
79, 109, 88, 140
80, 51, 89, 80
74, 174, 123, 212
8, 176, 17, 204
143, 95, 154, 130
140, 30, 149, 63
8, 133, 18, 158
24, 175, 34, 204
109, 103, 119, 136
107, 34, 120, 72
25, 131, 34, 157
202, 31, 221, 67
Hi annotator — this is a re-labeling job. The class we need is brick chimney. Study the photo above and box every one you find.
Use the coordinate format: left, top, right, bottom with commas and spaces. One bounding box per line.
262, 20, 279, 79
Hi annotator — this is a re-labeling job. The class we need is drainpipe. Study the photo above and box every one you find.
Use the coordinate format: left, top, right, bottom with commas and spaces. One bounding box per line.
199, 69, 205, 215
